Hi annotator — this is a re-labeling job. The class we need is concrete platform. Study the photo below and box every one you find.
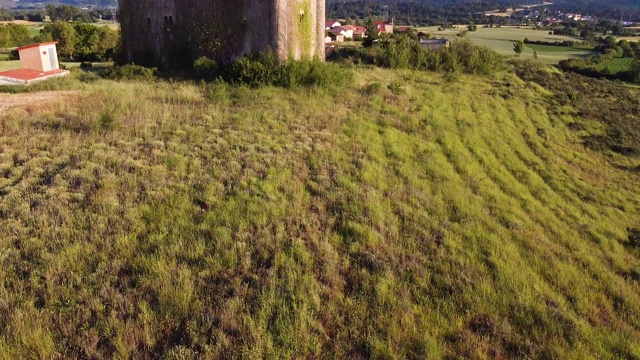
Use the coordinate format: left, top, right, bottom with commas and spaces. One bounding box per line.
0, 68, 69, 85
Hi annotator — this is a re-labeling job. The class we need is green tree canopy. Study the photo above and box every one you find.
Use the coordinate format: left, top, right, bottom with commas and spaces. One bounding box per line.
468, 21, 477, 32
37, 21, 76, 58
0, 24, 32, 48
363, 17, 378, 47
36, 22, 119, 61
73, 23, 118, 61
513, 40, 524, 56
46, 4, 81, 22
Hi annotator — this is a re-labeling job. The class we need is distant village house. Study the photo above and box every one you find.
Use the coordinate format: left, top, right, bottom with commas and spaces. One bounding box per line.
417, 33, 450, 51
324, 21, 367, 44
375, 20, 394, 35
418, 38, 450, 51
325, 21, 342, 30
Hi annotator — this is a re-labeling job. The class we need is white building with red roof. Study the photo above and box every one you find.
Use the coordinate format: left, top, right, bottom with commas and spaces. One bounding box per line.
0, 42, 69, 86
375, 21, 394, 35
325, 21, 342, 30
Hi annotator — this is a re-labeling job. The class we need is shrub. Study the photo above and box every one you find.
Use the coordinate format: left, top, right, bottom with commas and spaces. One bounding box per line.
230, 50, 281, 87
96, 106, 116, 132
76, 71, 100, 83
226, 50, 352, 89
371, 37, 503, 75
362, 82, 382, 96
387, 80, 406, 95
193, 56, 219, 81
103, 64, 156, 81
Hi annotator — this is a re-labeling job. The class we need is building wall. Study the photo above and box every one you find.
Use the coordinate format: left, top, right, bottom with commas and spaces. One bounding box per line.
119, 0, 325, 68
119, 0, 177, 67
19, 47, 44, 72
39, 46, 52, 72
48, 45, 60, 70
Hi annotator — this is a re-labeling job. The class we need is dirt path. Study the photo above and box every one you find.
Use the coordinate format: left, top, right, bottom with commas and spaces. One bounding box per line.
0, 91, 77, 114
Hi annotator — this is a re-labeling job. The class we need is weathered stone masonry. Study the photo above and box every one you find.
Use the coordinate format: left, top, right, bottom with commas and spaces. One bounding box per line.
119, 0, 325, 68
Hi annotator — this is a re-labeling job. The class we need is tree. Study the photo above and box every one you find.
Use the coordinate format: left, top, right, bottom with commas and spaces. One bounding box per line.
46, 4, 80, 22
363, 17, 378, 47
38, 22, 76, 58
73, 23, 101, 61
513, 40, 524, 56
73, 23, 119, 61
468, 22, 477, 32
0, 26, 9, 48
0, 24, 32, 47
580, 29, 595, 43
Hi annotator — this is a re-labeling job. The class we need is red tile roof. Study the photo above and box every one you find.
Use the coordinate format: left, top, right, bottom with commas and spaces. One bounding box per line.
0, 68, 67, 83
16, 42, 58, 51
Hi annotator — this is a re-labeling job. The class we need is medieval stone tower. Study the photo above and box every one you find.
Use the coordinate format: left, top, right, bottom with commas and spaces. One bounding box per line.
119, 0, 325, 68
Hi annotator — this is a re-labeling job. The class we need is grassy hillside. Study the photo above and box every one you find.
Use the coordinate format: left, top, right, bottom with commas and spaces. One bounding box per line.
1, 66, 640, 358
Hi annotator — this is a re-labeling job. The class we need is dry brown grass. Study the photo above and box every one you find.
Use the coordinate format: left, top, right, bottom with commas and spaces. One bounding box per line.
0, 91, 78, 114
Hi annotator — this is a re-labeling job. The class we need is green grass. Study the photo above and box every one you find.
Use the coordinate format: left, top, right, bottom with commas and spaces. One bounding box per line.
526, 44, 590, 53
415, 26, 581, 43
0, 66, 639, 358
0, 57, 112, 72
416, 27, 597, 64
0, 60, 19, 71
596, 57, 636, 74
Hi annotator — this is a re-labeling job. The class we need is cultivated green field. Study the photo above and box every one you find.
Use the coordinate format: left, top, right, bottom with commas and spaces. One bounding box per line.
524, 43, 599, 64
596, 57, 636, 74
0, 65, 639, 358
416, 26, 597, 64
525, 43, 591, 52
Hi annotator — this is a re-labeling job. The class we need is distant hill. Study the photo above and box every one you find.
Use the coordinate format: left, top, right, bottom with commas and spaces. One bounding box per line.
0, 0, 15, 8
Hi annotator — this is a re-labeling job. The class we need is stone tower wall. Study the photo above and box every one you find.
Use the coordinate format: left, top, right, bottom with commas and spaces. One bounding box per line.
119, 0, 325, 68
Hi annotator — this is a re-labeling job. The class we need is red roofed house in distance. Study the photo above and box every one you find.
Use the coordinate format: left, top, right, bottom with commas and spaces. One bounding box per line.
0, 42, 69, 86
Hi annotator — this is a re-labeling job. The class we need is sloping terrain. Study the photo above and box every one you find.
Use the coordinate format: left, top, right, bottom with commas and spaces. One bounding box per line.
0, 68, 639, 358
0, 91, 77, 113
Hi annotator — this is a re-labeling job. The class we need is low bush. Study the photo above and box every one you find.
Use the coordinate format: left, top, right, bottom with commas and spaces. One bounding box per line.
76, 70, 101, 83
103, 64, 157, 81
329, 38, 504, 76
193, 56, 219, 81
195, 50, 352, 89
